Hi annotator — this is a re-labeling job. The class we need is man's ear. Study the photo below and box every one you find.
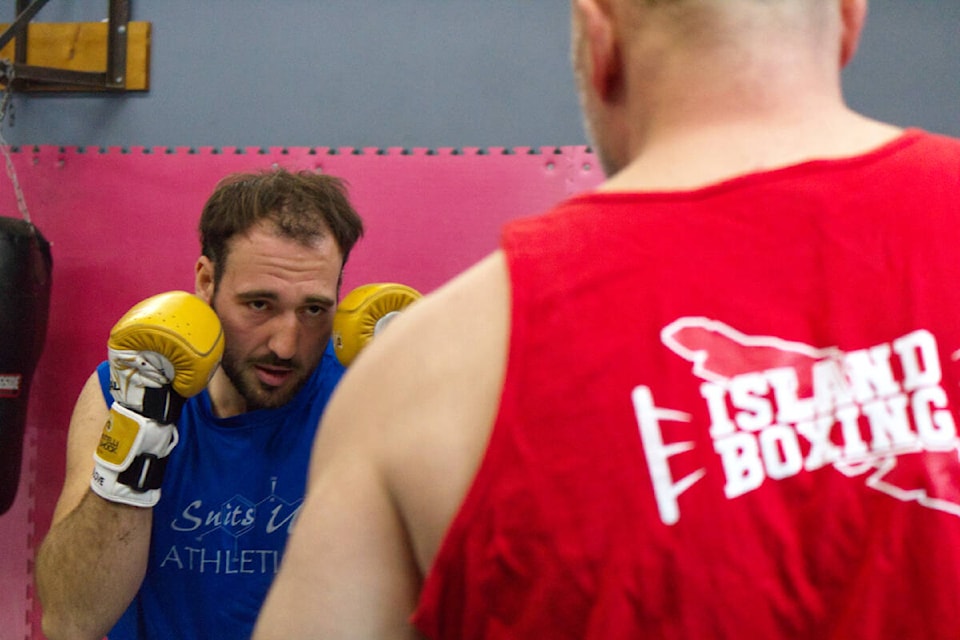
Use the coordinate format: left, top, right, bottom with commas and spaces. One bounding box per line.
576, 0, 622, 101
195, 256, 215, 305
839, 0, 868, 67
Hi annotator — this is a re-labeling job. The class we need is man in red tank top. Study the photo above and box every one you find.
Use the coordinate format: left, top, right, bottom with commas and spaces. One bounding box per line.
254, 1, 960, 638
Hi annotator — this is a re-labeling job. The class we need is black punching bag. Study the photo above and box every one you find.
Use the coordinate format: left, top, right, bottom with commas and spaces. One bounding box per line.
0, 217, 51, 516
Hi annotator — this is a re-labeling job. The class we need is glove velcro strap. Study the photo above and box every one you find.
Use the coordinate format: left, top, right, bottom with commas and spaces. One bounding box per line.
92, 404, 178, 507
116, 452, 170, 492
140, 385, 186, 424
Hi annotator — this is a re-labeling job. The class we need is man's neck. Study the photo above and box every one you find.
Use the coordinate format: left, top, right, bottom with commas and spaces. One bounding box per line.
599, 106, 903, 193
594, 17, 902, 192
207, 370, 248, 419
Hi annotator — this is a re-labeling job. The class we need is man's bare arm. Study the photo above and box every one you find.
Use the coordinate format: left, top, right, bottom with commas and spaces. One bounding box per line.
253, 252, 510, 639
35, 373, 152, 640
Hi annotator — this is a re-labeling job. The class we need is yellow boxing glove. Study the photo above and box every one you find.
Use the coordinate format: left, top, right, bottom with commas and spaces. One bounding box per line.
332, 283, 421, 367
92, 291, 224, 507
107, 291, 224, 413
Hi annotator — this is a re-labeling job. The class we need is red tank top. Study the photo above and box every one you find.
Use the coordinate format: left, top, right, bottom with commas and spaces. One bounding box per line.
413, 130, 960, 639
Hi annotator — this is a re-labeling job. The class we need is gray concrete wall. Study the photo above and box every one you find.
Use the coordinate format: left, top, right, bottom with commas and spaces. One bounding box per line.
2, 1, 957, 150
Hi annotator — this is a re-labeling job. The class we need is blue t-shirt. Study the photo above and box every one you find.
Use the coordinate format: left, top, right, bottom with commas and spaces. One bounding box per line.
99, 341, 345, 640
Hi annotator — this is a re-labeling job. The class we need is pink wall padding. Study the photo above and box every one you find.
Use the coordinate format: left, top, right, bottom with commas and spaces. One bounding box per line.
0, 145, 602, 638
0, 428, 36, 640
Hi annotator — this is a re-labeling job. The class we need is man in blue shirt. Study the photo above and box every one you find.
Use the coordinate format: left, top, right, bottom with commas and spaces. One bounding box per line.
36, 168, 365, 640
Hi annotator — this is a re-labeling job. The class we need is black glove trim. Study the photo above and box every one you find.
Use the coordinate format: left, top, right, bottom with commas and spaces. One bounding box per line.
117, 453, 169, 492
141, 386, 186, 424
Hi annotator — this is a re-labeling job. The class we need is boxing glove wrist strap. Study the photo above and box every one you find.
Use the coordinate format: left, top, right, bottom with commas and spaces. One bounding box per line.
108, 347, 187, 423
90, 403, 178, 508
134, 385, 185, 424
116, 452, 170, 492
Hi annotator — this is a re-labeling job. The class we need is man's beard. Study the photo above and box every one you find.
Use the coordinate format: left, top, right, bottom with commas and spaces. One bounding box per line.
574, 69, 620, 178
578, 93, 622, 178
218, 343, 310, 411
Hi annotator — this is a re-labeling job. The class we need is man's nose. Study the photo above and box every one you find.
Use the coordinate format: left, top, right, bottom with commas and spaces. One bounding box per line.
267, 313, 299, 361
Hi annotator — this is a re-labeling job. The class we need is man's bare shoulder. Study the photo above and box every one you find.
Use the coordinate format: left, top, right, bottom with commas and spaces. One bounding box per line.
315, 250, 511, 572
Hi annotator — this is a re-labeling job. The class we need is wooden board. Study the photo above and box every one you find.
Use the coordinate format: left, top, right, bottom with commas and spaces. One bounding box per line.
0, 21, 150, 91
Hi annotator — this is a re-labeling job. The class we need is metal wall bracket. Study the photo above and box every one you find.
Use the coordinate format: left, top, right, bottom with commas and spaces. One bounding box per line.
0, 0, 147, 92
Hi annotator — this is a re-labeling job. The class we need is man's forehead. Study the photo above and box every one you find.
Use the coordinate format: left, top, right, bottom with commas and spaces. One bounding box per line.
217, 233, 341, 291
222, 223, 341, 265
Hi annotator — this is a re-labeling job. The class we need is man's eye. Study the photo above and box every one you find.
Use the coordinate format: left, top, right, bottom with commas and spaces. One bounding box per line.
248, 300, 269, 311
304, 305, 327, 317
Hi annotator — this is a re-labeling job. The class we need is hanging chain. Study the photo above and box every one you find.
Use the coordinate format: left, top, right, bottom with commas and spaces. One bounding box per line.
0, 59, 31, 224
